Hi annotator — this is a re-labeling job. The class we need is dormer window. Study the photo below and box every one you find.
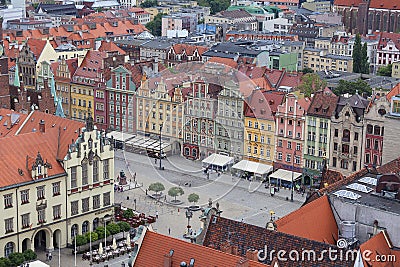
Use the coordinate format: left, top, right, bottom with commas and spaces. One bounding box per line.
38, 164, 42, 175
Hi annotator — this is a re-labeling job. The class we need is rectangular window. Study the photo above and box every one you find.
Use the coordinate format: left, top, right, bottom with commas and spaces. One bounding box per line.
82, 163, 88, 185
334, 129, 338, 137
278, 140, 282, 147
21, 190, 29, 204
103, 159, 109, 180
341, 160, 348, 169
53, 205, 61, 220
296, 143, 301, 151
52, 182, 60, 196
21, 213, 30, 229
38, 209, 46, 223
277, 152, 282, 161
4, 194, 12, 208
366, 154, 370, 164
333, 157, 337, 167
354, 132, 359, 141
366, 139, 371, 149
286, 154, 291, 162
295, 156, 300, 164
287, 141, 292, 149
82, 198, 89, 212
374, 140, 379, 150
93, 195, 100, 209
71, 201, 78, 216
103, 192, 110, 207
352, 161, 357, 172
71, 166, 77, 188
93, 160, 99, 183
354, 146, 358, 154
37, 186, 45, 200
5, 218, 13, 233
334, 143, 338, 151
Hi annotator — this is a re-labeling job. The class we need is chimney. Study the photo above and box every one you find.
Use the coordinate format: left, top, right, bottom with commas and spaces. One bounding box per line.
163, 249, 174, 267
245, 249, 258, 261
236, 258, 249, 267
39, 120, 45, 133
220, 242, 233, 254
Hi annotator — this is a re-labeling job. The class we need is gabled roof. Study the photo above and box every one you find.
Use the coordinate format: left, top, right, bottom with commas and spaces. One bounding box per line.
171, 43, 208, 56
98, 40, 126, 55
261, 91, 285, 115
26, 39, 47, 59
0, 110, 83, 188
378, 32, 400, 51
134, 231, 267, 267
307, 89, 338, 118
245, 90, 274, 121
359, 232, 396, 267
208, 57, 238, 69
73, 50, 107, 81
203, 216, 352, 267
276, 195, 338, 244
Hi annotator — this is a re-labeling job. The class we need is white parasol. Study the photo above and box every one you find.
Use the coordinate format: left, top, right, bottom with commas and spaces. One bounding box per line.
98, 242, 103, 255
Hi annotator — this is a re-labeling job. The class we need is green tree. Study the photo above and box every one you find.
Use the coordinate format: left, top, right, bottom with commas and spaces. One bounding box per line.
0, 257, 11, 267
118, 221, 131, 237
146, 13, 164, 36
95, 226, 110, 238
333, 79, 372, 96
377, 64, 392, 77
188, 193, 200, 204
197, 0, 230, 14
22, 249, 37, 261
107, 223, 121, 236
301, 67, 314, 74
361, 42, 369, 74
123, 208, 134, 219
74, 234, 88, 246
148, 182, 165, 195
352, 33, 362, 73
297, 73, 327, 97
8, 252, 25, 267
168, 187, 184, 202
84, 232, 98, 243
140, 0, 157, 8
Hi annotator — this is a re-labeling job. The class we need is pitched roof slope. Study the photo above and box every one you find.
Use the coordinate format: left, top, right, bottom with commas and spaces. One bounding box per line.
245, 89, 275, 121
386, 82, 400, 101
307, 90, 338, 118
359, 232, 397, 267
134, 231, 267, 267
276, 195, 338, 244
203, 216, 352, 267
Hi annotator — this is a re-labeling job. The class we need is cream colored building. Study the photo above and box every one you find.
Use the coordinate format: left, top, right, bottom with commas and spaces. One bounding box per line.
136, 75, 186, 154
392, 61, 400, 78
0, 110, 114, 257
303, 48, 353, 72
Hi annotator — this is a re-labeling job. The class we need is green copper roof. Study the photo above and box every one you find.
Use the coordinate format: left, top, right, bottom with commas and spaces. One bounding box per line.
227, 5, 268, 14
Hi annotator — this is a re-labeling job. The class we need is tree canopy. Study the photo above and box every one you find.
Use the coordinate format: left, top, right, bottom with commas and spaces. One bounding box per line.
145, 13, 164, 36
197, 0, 230, 14
123, 208, 134, 219
148, 182, 165, 194
188, 193, 200, 204
301, 67, 314, 74
118, 221, 131, 232
168, 187, 184, 201
332, 79, 372, 96
352, 34, 369, 74
140, 0, 157, 8
297, 73, 327, 97
107, 223, 121, 236
377, 64, 392, 77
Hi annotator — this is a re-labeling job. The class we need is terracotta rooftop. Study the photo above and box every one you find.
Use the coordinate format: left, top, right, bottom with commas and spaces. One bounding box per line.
0, 110, 83, 188
208, 57, 238, 69
378, 32, 400, 51
359, 231, 398, 267
261, 91, 285, 115
334, 0, 400, 9
386, 82, 400, 101
134, 230, 267, 267
171, 43, 208, 56
26, 39, 47, 59
98, 40, 126, 55
276, 195, 338, 244
203, 216, 352, 266
306, 89, 338, 118
244, 89, 275, 121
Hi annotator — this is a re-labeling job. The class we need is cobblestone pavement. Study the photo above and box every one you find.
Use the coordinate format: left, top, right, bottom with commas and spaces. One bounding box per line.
114, 150, 305, 239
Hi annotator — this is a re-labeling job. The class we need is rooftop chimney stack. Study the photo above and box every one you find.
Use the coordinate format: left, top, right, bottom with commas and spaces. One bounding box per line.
39, 120, 45, 133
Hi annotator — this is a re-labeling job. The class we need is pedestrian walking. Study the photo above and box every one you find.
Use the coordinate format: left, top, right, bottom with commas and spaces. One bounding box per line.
134, 172, 136, 181
48, 252, 52, 261
168, 227, 171, 235
156, 211, 159, 219
155, 158, 157, 164
46, 253, 48, 261
145, 189, 148, 195
164, 195, 167, 202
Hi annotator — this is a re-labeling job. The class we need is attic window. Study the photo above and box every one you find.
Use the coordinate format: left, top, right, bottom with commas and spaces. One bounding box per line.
18, 168, 24, 176
83, 67, 86, 71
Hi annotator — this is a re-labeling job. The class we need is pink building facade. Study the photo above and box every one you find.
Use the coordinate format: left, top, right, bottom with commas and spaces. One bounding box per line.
274, 94, 311, 174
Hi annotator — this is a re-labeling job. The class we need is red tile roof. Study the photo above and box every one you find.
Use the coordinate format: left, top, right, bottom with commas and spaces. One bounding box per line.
26, 39, 47, 59
262, 91, 286, 115
98, 40, 126, 55
208, 57, 238, 69
335, 0, 400, 9
359, 232, 397, 267
245, 89, 275, 120
134, 230, 267, 267
172, 43, 208, 56
276, 195, 338, 244
0, 109, 28, 138
306, 90, 338, 118
0, 110, 83, 188
333, 0, 363, 7
386, 82, 400, 101
73, 50, 107, 83
378, 32, 400, 51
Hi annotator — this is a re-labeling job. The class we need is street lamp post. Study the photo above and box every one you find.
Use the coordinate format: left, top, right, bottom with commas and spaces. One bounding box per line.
159, 125, 163, 170
134, 199, 137, 211
291, 151, 296, 202
185, 209, 193, 236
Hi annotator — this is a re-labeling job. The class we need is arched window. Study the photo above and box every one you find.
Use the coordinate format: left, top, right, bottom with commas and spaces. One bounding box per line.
82, 221, 89, 234
375, 14, 381, 31
342, 129, 350, 142
383, 13, 388, 32
4, 242, 14, 257
389, 14, 395, 32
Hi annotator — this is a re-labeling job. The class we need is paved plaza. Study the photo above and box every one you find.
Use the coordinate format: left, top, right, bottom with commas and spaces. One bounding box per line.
114, 150, 305, 238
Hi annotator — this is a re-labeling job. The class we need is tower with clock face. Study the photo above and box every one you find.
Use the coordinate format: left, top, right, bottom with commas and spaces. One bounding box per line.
0, 17, 9, 109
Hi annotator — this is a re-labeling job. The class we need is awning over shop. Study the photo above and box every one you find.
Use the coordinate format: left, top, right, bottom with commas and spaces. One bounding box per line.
202, 153, 234, 168
124, 136, 171, 152
232, 160, 273, 176
269, 169, 302, 182
107, 131, 135, 142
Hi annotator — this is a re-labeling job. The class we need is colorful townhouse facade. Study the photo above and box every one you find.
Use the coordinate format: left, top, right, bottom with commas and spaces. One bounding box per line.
362, 96, 390, 167
274, 94, 311, 174
244, 89, 276, 165
329, 94, 370, 176
303, 90, 338, 186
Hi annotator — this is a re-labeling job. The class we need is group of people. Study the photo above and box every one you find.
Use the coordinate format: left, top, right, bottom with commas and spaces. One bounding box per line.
45, 252, 52, 261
